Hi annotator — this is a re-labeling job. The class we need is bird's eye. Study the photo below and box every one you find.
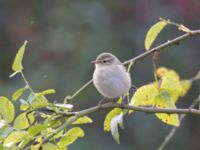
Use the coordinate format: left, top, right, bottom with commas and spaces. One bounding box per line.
103, 60, 106, 63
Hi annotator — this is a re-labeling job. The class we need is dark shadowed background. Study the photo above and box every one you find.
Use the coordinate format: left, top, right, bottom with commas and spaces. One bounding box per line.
0, 0, 200, 150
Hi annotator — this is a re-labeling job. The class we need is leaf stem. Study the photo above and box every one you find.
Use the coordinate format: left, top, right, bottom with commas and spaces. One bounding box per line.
64, 79, 93, 102
20, 71, 35, 94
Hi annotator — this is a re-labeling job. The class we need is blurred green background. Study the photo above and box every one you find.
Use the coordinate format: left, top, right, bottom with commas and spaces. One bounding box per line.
0, 0, 200, 150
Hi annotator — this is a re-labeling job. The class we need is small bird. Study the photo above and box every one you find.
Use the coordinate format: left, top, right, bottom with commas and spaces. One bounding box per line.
92, 53, 131, 99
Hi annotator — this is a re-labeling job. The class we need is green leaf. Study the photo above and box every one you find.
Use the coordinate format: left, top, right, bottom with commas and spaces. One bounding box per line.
44, 116, 62, 128
18, 136, 32, 149
51, 130, 63, 140
104, 108, 123, 132
37, 89, 56, 96
12, 40, 28, 73
0, 144, 3, 150
28, 124, 48, 136
154, 92, 180, 127
58, 127, 84, 148
30, 95, 49, 109
0, 97, 15, 123
20, 104, 30, 111
19, 99, 30, 111
42, 143, 58, 150
12, 87, 28, 101
145, 21, 168, 50
14, 112, 35, 129
110, 112, 124, 144
3, 131, 27, 147
73, 116, 93, 125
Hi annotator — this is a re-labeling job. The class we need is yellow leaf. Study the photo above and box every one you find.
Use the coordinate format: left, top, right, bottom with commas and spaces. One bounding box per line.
31, 136, 43, 150
145, 21, 168, 50
156, 67, 180, 80
154, 92, 180, 127
160, 76, 182, 102
73, 116, 93, 124
58, 127, 84, 149
180, 80, 192, 97
130, 84, 159, 107
12, 40, 28, 73
42, 143, 59, 150
104, 108, 122, 132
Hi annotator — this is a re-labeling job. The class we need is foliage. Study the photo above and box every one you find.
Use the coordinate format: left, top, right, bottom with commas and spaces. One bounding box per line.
0, 19, 199, 149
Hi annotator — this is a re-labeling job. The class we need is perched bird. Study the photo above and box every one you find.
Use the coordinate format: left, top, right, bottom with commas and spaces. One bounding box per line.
92, 53, 131, 99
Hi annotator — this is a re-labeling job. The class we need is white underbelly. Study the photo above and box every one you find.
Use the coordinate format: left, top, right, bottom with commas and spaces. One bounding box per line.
93, 66, 131, 98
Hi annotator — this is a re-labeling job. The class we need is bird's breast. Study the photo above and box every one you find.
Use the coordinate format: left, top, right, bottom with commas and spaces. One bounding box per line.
93, 65, 131, 98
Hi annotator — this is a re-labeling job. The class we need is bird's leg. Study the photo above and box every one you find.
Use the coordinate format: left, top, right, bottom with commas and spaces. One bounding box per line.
122, 93, 130, 105
130, 84, 138, 92
97, 97, 108, 109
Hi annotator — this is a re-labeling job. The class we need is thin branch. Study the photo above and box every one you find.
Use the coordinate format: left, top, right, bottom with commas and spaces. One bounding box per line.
30, 100, 200, 148
158, 93, 200, 150
66, 29, 200, 101
123, 29, 200, 65
63, 102, 200, 116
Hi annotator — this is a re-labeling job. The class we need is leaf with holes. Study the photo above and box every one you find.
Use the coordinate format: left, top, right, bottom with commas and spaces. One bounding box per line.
160, 75, 182, 103
154, 92, 180, 127
130, 84, 159, 108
